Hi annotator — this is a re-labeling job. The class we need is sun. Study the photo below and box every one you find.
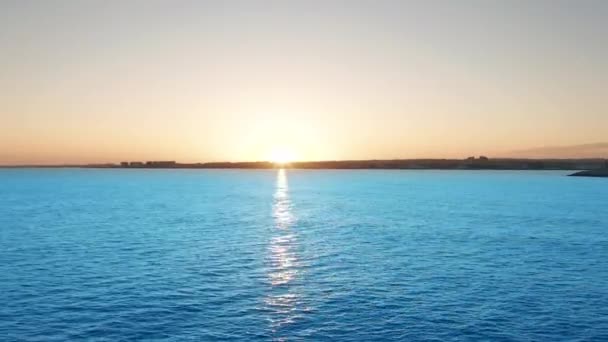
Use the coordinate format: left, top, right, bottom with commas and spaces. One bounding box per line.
269, 148, 296, 165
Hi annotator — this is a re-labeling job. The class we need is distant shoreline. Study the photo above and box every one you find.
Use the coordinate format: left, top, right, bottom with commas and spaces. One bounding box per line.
569, 169, 608, 177
1, 157, 606, 171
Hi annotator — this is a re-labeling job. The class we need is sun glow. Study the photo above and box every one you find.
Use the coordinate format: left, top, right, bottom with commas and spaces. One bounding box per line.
269, 148, 296, 164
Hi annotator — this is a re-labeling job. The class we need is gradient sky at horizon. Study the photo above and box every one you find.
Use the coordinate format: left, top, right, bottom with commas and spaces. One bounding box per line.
1, 0, 607, 164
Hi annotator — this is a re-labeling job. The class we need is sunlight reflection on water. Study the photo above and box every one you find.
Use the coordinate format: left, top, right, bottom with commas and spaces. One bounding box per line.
265, 169, 302, 334
273, 169, 293, 229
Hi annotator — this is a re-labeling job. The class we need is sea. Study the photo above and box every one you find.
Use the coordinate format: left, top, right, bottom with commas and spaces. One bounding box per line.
1, 169, 607, 341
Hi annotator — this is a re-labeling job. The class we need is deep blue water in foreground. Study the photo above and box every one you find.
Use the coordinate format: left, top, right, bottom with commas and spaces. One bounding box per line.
1, 169, 607, 341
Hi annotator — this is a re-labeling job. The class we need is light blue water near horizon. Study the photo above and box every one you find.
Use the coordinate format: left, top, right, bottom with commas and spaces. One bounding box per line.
1, 169, 607, 341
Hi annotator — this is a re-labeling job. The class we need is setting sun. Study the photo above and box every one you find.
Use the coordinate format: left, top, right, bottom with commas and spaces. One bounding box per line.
269, 148, 296, 164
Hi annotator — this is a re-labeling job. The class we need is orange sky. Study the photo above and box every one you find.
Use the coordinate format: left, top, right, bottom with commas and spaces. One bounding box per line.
1, 1, 607, 164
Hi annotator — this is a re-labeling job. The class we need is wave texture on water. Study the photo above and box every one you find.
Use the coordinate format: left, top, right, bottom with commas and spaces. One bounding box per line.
1, 169, 607, 341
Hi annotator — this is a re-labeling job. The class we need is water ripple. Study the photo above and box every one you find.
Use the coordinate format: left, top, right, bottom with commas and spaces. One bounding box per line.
1, 169, 607, 341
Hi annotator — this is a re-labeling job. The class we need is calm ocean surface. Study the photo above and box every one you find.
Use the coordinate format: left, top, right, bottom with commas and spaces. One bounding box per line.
1, 169, 607, 341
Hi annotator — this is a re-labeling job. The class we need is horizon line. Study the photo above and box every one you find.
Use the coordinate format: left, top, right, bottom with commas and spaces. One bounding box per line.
1, 156, 607, 168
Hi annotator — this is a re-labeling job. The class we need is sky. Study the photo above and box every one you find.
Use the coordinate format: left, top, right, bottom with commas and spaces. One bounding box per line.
1, 0, 607, 164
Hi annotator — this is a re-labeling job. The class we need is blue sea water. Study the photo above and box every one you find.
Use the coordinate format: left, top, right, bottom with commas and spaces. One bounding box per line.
1, 169, 607, 341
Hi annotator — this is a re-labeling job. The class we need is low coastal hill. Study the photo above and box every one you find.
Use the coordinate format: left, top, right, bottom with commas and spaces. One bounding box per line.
99, 157, 606, 171
4, 157, 607, 172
